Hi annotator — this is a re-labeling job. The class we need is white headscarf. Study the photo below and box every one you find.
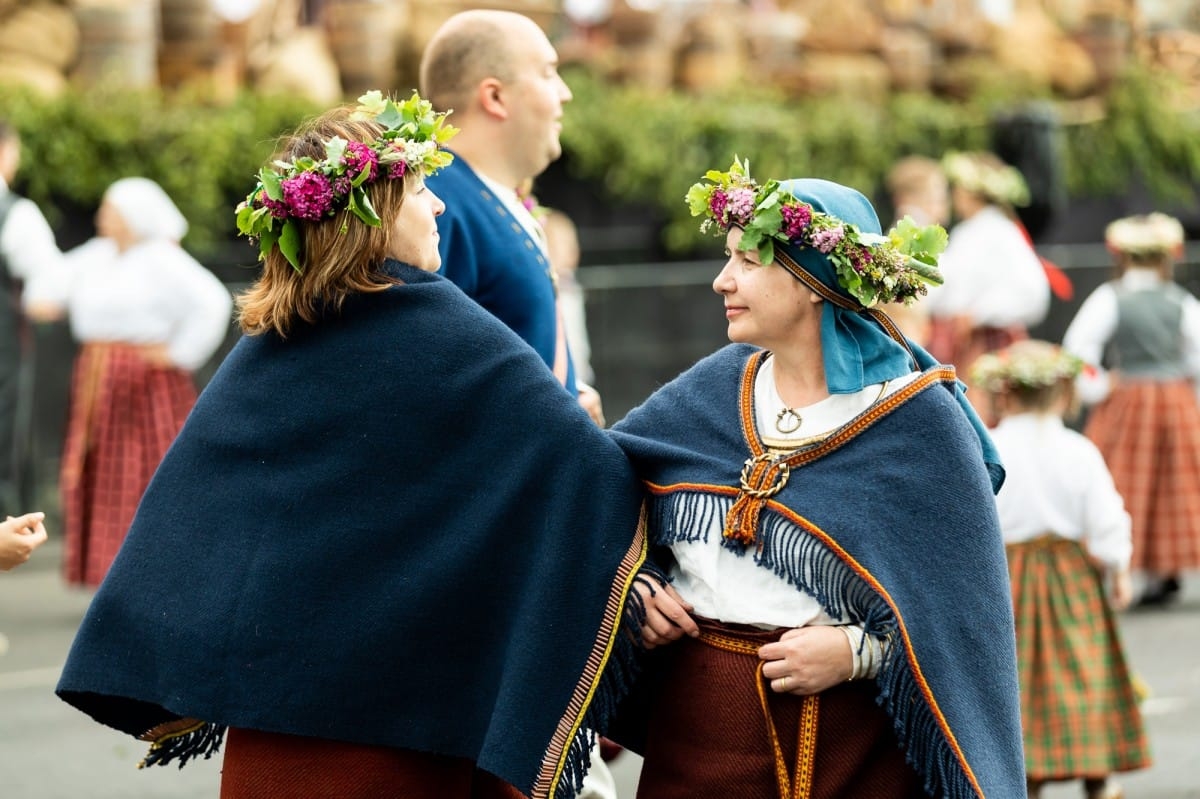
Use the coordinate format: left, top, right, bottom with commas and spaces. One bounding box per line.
103, 177, 189, 243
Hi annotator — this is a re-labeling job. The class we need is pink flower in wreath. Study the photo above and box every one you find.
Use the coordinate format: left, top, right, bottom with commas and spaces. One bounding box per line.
726, 188, 756, 226
343, 141, 379, 182
781, 203, 812, 240
811, 225, 844, 254
281, 172, 335, 221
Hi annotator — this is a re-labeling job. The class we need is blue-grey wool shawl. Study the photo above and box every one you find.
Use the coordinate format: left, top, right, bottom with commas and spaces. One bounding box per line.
609, 344, 1025, 799
56, 260, 645, 799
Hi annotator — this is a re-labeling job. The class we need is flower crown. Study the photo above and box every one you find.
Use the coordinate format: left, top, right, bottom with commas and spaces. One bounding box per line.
1105, 212, 1184, 258
941, 151, 1030, 208
236, 90, 459, 272
686, 158, 947, 307
970, 340, 1083, 394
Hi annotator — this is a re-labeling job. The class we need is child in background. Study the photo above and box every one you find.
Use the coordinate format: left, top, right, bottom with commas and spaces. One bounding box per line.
972, 340, 1151, 799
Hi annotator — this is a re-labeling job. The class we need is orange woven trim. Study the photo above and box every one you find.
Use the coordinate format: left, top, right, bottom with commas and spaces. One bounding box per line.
698, 629, 760, 656
773, 367, 956, 471
774, 249, 858, 312
740, 350, 767, 458
793, 695, 819, 799
535, 505, 649, 799
644, 481, 740, 498
761, 501, 986, 798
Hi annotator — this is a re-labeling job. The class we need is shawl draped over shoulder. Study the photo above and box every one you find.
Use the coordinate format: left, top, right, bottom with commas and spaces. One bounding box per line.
56, 260, 645, 799
609, 343, 1025, 799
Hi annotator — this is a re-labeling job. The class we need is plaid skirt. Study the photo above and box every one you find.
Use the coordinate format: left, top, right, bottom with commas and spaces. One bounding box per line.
1007, 536, 1151, 780
636, 619, 923, 799
221, 727, 527, 799
1084, 379, 1200, 573
60, 343, 196, 587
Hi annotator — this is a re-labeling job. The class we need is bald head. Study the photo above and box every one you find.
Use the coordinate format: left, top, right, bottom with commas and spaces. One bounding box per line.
420, 10, 545, 114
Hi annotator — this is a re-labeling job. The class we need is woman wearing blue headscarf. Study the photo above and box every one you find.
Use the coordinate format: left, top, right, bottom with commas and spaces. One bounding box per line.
608, 160, 1025, 798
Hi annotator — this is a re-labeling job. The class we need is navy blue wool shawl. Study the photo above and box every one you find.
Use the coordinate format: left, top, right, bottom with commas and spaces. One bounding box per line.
609, 345, 1025, 799
56, 260, 644, 799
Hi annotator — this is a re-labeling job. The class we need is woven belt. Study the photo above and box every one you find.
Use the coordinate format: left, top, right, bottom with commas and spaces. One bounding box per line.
699, 630, 820, 799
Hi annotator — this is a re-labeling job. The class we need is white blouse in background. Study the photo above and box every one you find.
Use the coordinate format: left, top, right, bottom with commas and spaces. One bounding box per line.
1062, 268, 1200, 405
922, 205, 1050, 328
51, 238, 232, 371
670, 355, 920, 629
991, 413, 1131, 572
0, 180, 68, 304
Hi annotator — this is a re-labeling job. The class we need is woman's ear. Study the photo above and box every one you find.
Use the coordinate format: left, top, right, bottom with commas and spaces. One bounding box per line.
807, 290, 823, 305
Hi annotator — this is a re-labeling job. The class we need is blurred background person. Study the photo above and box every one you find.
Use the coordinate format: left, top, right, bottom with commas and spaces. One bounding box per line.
880, 155, 949, 348
26, 178, 231, 588
924, 150, 1050, 423
0, 511, 48, 573
544, 207, 595, 388
973, 340, 1150, 799
0, 120, 68, 513
1063, 212, 1200, 608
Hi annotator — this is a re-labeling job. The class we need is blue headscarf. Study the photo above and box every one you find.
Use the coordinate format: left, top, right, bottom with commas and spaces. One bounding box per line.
773, 178, 1004, 490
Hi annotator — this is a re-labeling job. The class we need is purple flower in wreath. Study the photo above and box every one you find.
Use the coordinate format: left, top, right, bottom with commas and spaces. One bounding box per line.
387, 160, 408, 180
811, 225, 845, 254
258, 189, 289, 220
848, 246, 873, 273
280, 171, 335, 221
708, 188, 729, 224
726, 188, 756, 226
342, 141, 379, 183
781, 203, 812, 240
331, 174, 352, 196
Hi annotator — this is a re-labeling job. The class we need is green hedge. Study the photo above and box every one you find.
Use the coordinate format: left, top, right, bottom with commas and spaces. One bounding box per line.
2, 68, 1197, 259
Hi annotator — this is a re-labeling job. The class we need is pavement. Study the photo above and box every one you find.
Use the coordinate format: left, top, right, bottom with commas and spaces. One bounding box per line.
2, 537, 1198, 798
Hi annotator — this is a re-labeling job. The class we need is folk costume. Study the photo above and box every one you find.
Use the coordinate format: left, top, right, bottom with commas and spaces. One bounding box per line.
430, 155, 578, 394
1063, 214, 1200, 598
56, 260, 646, 799
610, 179, 1025, 799
36, 179, 232, 587
990, 411, 1150, 784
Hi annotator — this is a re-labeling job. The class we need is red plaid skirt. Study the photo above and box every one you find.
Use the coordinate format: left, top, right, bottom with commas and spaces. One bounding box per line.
636, 620, 923, 799
221, 727, 527, 799
60, 343, 196, 587
1084, 379, 1200, 573
1007, 536, 1150, 780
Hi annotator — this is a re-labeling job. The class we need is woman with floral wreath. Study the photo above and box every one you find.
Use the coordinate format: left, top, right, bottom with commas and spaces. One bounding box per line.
970, 339, 1150, 799
1063, 212, 1200, 608
608, 159, 1025, 798
56, 92, 647, 799
922, 150, 1051, 425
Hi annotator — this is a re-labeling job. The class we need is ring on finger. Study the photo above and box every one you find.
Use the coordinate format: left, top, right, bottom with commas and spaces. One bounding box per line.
779, 675, 789, 691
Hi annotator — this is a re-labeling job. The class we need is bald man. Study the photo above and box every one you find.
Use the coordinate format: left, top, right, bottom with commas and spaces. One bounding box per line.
420, 10, 605, 427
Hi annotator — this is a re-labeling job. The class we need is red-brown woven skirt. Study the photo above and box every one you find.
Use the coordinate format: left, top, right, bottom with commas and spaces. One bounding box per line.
636, 620, 924, 799
60, 343, 196, 587
220, 727, 528, 799
1084, 379, 1200, 574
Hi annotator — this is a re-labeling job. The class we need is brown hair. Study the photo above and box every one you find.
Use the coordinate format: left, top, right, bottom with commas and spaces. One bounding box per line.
885, 156, 944, 202
237, 106, 411, 338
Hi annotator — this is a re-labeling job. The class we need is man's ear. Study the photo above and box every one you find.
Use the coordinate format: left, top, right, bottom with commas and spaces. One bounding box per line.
477, 77, 507, 120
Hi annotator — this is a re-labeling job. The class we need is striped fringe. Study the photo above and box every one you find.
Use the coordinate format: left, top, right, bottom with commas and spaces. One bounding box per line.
651, 490, 980, 799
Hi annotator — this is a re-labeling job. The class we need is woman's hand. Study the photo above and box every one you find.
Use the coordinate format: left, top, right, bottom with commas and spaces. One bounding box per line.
0, 512, 49, 571
634, 580, 698, 649
759, 626, 853, 695
1110, 568, 1133, 611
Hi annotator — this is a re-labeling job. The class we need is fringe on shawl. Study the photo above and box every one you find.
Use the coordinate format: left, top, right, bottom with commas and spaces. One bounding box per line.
551, 574, 653, 799
138, 719, 227, 769
649, 489, 982, 799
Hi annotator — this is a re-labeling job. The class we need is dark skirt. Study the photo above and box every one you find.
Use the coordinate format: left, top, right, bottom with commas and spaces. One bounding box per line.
60, 342, 196, 587
221, 727, 528, 799
635, 620, 924, 799
1007, 536, 1151, 780
1084, 379, 1200, 574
